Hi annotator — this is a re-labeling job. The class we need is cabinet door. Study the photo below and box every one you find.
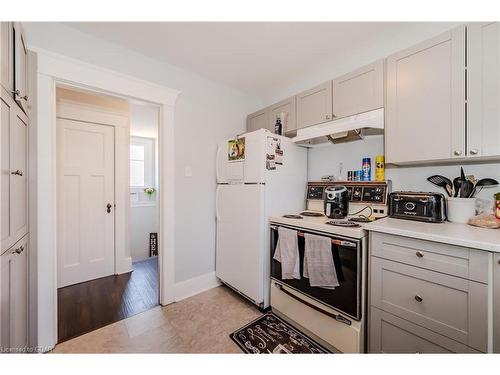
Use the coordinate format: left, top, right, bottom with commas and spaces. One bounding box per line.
1, 92, 28, 253
247, 108, 270, 133
269, 96, 297, 135
0, 22, 14, 94
12, 23, 28, 113
467, 22, 500, 158
296, 80, 333, 129
334, 59, 384, 119
1, 235, 28, 351
386, 26, 466, 164
494, 253, 500, 353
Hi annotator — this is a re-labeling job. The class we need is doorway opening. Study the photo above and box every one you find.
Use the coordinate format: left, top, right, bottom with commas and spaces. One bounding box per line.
55, 86, 160, 343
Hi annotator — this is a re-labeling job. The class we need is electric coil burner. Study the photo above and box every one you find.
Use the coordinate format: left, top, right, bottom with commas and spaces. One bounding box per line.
326, 220, 361, 228
300, 211, 324, 217
282, 214, 303, 219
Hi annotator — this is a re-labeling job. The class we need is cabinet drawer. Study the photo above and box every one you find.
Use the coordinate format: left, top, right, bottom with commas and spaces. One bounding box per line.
370, 232, 489, 283
369, 307, 480, 353
370, 257, 487, 352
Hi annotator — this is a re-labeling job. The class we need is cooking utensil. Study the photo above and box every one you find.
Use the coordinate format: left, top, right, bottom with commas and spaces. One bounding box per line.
453, 177, 462, 197
459, 167, 468, 197
462, 180, 474, 198
427, 175, 453, 197
470, 178, 499, 197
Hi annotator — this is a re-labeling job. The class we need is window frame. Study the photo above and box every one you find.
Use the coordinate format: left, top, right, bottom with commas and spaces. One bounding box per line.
130, 136, 155, 189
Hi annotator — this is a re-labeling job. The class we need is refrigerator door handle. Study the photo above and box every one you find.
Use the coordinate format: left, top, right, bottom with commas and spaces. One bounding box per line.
216, 145, 222, 182
215, 185, 221, 220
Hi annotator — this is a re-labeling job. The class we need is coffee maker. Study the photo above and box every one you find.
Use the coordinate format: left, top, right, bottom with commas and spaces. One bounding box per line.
324, 186, 349, 219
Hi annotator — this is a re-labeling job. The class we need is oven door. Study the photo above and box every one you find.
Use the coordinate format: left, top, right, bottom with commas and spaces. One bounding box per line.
270, 224, 362, 320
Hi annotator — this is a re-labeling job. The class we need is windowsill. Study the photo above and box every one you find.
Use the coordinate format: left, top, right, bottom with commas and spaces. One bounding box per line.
131, 201, 158, 208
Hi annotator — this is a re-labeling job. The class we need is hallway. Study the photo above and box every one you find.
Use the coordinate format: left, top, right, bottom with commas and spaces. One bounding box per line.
57, 257, 159, 342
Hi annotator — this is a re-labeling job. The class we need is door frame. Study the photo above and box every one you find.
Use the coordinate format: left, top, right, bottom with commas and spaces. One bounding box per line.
55, 103, 127, 287
29, 48, 179, 351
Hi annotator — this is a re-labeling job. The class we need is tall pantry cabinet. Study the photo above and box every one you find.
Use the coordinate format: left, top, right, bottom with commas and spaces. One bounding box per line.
0, 21, 29, 351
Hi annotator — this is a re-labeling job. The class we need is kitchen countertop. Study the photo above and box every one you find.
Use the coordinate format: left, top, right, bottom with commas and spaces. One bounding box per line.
364, 217, 500, 252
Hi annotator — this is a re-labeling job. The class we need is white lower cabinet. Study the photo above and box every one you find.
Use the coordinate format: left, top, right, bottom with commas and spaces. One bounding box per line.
1, 234, 28, 351
369, 232, 489, 353
494, 253, 500, 353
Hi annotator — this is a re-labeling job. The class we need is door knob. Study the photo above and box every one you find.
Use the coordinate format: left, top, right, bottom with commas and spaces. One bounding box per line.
453, 150, 462, 156
414, 295, 423, 302
107, 203, 112, 213
11, 170, 23, 176
416, 251, 424, 258
469, 149, 478, 155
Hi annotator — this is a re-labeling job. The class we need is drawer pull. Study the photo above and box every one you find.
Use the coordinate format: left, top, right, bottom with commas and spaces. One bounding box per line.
414, 295, 423, 303
415, 251, 424, 258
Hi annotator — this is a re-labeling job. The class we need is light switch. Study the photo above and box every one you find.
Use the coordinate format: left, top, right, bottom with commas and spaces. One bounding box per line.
184, 165, 192, 177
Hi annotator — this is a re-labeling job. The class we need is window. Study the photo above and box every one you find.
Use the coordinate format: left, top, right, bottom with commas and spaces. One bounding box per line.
130, 136, 155, 188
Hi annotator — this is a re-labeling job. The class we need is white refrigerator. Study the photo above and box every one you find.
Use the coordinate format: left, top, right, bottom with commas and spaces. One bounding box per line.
215, 129, 307, 309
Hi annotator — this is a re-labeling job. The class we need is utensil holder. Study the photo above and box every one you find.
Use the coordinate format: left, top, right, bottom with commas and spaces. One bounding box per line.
447, 197, 476, 224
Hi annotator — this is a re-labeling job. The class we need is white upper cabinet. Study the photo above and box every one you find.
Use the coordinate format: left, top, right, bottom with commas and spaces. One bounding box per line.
0, 23, 14, 95
296, 80, 333, 129
386, 26, 466, 164
0, 22, 28, 113
467, 22, 500, 158
247, 108, 271, 133
12, 23, 28, 113
269, 96, 297, 135
1, 89, 28, 253
334, 59, 384, 119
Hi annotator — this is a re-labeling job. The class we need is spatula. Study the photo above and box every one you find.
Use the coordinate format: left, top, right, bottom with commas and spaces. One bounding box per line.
427, 175, 453, 197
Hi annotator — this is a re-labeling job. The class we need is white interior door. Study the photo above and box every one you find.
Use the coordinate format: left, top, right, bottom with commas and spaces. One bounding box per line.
215, 184, 265, 304
57, 118, 115, 288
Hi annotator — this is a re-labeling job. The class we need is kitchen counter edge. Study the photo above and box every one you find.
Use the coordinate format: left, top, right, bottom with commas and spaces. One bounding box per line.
364, 217, 500, 252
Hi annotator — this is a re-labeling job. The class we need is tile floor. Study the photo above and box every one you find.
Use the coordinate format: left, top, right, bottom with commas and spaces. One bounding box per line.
52, 286, 262, 353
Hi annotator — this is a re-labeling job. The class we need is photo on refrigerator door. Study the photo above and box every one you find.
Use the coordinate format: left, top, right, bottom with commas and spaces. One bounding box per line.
227, 138, 245, 162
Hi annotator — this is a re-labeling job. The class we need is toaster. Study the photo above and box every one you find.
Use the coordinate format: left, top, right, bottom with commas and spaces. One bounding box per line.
388, 191, 447, 223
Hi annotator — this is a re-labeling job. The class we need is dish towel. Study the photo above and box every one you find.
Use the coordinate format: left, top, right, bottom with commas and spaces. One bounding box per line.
303, 233, 339, 289
273, 227, 300, 279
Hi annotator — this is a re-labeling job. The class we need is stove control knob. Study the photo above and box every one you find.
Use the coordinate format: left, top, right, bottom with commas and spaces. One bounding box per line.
405, 202, 416, 211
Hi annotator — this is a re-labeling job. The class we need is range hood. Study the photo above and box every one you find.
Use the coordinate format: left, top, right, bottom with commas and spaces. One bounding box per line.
292, 108, 384, 146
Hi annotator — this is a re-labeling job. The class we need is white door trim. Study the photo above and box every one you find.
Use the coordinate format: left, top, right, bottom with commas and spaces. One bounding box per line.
29, 47, 179, 350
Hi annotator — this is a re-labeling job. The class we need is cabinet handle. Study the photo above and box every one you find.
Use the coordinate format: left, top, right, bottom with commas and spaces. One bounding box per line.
414, 295, 423, 302
11, 170, 23, 176
11, 90, 28, 101
12, 246, 24, 255
325, 114, 331, 120
416, 251, 424, 258
453, 150, 462, 156
469, 149, 478, 155
107, 203, 112, 213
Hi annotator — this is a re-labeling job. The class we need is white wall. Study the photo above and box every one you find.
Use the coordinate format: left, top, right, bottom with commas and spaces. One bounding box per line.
24, 22, 262, 283
130, 205, 159, 262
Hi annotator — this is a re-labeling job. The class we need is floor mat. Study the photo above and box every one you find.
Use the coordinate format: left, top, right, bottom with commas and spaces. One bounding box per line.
230, 312, 331, 354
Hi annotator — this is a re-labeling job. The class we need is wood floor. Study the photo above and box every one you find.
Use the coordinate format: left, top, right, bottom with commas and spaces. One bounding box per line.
57, 257, 159, 343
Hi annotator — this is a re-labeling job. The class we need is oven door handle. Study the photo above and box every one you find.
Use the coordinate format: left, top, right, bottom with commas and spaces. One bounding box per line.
274, 282, 352, 326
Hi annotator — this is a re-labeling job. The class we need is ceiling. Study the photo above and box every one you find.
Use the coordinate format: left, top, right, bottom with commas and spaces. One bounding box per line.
65, 22, 458, 97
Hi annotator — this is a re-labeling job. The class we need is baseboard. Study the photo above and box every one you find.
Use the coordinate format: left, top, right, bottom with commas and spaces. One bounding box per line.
173, 271, 221, 302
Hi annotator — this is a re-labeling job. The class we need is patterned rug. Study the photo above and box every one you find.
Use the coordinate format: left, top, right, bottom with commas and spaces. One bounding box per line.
230, 312, 331, 354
